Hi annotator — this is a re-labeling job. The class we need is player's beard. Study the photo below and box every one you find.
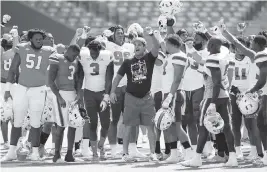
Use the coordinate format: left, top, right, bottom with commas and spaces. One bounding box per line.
31, 41, 42, 50
193, 42, 203, 51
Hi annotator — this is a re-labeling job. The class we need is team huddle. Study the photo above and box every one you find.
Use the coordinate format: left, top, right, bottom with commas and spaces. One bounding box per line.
1, 0, 267, 168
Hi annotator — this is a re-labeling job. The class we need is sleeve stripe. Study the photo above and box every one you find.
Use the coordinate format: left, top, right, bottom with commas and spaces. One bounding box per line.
206, 59, 219, 64
158, 51, 166, 59
206, 63, 219, 68
49, 57, 59, 62
255, 53, 267, 60
173, 56, 187, 62
255, 56, 267, 63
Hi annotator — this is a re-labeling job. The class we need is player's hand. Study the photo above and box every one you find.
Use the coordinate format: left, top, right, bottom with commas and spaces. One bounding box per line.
110, 92, 117, 104
74, 91, 83, 105
10, 26, 18, 37
206, 103, 216, 114
218, 18, 226, 32
145, 27, 153, 35
2, 14, 11, 24
194, 21, 207, 33
76, 28, 83, 37
162, 93, 173, 109
4, 91, 12, 102
100, 94, 110, 112
57, 95, 66, 108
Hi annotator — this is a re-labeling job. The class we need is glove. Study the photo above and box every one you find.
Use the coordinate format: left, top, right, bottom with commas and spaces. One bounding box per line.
100, 94, 110, 112
166, 18, 175, 26
206, 103, 216, 114
162, 93, 173, 109
2, 14, 11, 24
10, 26, 18, 37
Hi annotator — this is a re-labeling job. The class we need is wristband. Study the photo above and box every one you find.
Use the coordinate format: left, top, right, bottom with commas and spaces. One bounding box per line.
5, 82, 11, 91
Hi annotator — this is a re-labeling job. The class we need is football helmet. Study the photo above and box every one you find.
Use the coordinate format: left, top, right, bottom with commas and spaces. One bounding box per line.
153, 108, 175, 130
41, 97, 54, 124
237, 92, 260, 118
127, 23, 144, 37
22, 113, 31, 132
203, 111, 224, 134
0, 98, 13, 122
68, 102, 89, 128
159, 0, 182, 15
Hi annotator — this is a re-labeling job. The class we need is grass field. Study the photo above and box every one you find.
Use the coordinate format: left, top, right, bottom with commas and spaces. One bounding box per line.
0, 124, 267, 172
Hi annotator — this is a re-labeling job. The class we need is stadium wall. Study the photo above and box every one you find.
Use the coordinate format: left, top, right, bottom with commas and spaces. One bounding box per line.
1, 1, 75, 45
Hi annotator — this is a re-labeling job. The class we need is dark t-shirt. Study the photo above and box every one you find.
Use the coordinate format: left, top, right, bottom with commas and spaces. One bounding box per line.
118, 52, 156, 98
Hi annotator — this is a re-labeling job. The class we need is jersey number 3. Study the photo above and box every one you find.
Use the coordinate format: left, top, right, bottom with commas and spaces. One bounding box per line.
90, 63, 99, 75
68, 65, 75, 80
26, 54, 42, 69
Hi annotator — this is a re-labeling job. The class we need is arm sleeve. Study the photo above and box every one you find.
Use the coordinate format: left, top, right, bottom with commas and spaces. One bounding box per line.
254, 52, 267, 64
205, 56, 220, 68
171, 55, 187, 66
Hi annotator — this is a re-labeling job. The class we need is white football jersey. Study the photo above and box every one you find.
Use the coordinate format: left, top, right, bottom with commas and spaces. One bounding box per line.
203, 53, 230, 99
151, 51, 165, 94
183, 48, 209, 91
162, 52, 189, 94
79, 47, 113, 92
105, 41, 134, 87
231, 55, 251, 92
254, 50, 267, 95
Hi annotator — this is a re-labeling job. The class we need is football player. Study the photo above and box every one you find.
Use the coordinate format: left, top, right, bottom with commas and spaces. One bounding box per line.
182, 33, 208, 156
229, 37, 263, 160
160, 34, 193, 163
181, 37, 238, 167
79, 40, 114, 161
1, 32, 19, 149
48, 44, 81, 162
2, 28, 56, 161
222, 27, 267, 165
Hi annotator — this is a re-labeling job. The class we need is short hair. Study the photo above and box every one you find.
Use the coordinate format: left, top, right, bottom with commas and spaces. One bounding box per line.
87, 40, 102, 50
85, 36, 96, 47
165, 34, 182, 48
254, 35, 267, 47
132, 37, 147, 46
195, 32, 208, 41
27, 28, 46, 40
68, 44, 80, 53
258, 30, 267, 39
